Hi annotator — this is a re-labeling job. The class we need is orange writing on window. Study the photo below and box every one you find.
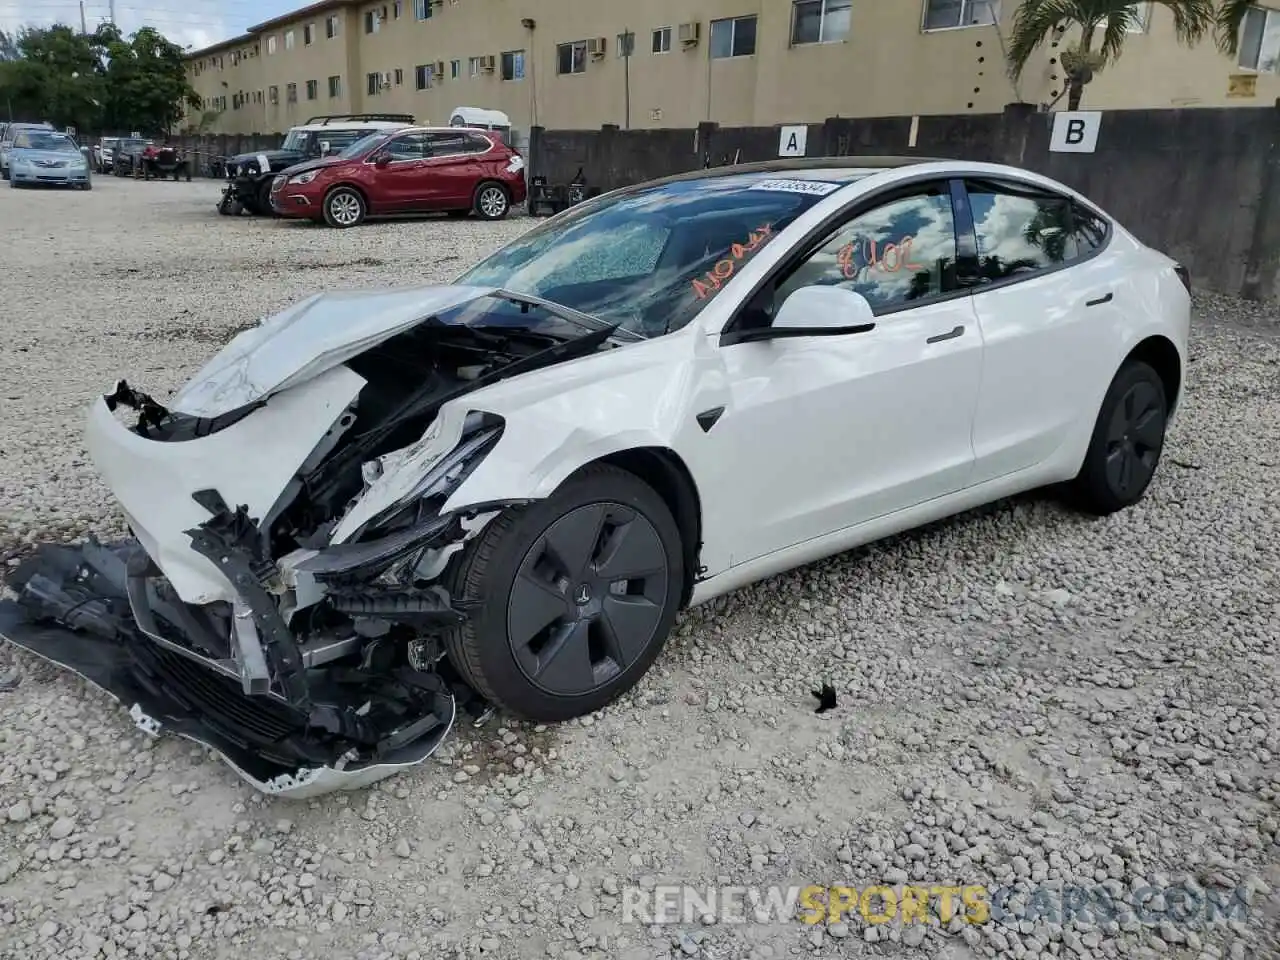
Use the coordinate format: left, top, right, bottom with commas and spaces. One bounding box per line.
837, 235, 926, 281
691, 224, 774, 301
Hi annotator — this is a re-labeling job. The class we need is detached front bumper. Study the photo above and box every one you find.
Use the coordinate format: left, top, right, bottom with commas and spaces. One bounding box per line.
0, 538, 461, 799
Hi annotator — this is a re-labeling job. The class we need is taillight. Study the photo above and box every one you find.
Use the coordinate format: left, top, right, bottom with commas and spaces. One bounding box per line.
1174, 263, 1190, 293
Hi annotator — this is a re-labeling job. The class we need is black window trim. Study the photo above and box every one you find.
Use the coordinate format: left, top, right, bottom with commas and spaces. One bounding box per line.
719, 174, 967, 346
717, 169, 1116, 347
955, 176, 1113, 295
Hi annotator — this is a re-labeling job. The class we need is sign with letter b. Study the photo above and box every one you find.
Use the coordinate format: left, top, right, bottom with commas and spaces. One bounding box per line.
1050, 111, 1101, 153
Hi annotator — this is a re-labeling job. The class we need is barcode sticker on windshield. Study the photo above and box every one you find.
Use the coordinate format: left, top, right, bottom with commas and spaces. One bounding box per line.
750, 178, 842, 196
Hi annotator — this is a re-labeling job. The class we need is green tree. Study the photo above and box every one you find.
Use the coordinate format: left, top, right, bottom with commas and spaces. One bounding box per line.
102, 26, 201, 135
1006, 1, 1217, 109
0, 23, 198, 134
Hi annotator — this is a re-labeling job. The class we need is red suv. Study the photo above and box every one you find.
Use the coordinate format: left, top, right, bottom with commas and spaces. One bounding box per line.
269, 126, 527, 228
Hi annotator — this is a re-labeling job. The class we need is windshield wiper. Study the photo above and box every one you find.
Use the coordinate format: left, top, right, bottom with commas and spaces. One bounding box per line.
492, 288, 646, 343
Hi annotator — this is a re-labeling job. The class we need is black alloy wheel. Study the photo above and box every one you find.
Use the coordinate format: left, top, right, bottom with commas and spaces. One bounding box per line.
507, 501, 669, 698
444, 464, 683, 720
1073, 360, 1168, 514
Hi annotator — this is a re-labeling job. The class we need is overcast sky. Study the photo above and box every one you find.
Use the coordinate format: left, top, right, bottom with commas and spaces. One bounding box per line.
0, 0, 297, 51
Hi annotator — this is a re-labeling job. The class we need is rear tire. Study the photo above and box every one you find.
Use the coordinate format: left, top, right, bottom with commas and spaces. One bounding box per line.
322, 186, 366, 228
443, 464, 683, 721
1070, 360, 1168, 515
472, 181, 510, 220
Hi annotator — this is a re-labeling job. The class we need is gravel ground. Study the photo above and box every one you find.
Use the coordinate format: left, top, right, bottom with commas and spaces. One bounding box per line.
0, 178, 1278, 960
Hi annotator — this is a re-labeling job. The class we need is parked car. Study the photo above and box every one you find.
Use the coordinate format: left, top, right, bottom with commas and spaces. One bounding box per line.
141, 143, 192, 181
95, 136, 121, 173
0, 157, 1189, 798
7, 130, 91, 189
270, 125, 527, 227
219, 113, 415, 216
111, 137, 154, 176
0, 121, 55, 180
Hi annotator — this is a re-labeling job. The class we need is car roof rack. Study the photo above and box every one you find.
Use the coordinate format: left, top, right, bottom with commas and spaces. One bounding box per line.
303, 113, 416, 125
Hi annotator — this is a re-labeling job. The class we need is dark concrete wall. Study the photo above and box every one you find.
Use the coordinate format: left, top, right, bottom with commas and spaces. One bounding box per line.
529, 104, 1280, 303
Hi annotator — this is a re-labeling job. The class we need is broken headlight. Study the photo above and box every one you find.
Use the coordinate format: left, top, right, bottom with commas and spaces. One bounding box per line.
357, 417, 505, 540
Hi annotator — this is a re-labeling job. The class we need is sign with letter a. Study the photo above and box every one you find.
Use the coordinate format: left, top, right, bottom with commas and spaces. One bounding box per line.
1050, 111, 1101, 153
778, 125, 807, 158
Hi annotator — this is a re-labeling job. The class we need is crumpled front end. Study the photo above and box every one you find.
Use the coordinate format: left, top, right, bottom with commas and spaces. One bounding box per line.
0, 286, 622, 797
0, 540, 459, 799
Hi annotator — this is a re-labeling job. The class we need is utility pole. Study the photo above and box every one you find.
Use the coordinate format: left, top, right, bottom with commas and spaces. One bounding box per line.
619, 28, 633, 130
79, 0, 87, 33
109, 0, 116, 24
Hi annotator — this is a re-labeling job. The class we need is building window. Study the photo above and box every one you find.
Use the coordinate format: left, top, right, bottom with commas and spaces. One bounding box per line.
415, 63, 434, 88
306, 79, 318, 99
468, 55, 483, 77
709, 15, 757, 58
284, 29, 295, 50
393, 0, 402, 17
501, 49, 525, 80
326, 14, 339, 38
268, 84, 279, 104
368, 72, 383, 95
328, 74, 341, 96
304, 22, 314, 44
652, 26, 671, 53
415, 0, 432, 19
1239, 5, 1280, 72
394, 67, 404, 85
450, 58, 460, 78
365, 10, 379, 33
286, 82, 297, 102
557, 40, 587, 74
792, 0, 851, 44
266, 35, 278, 54
922, 0, 1000, 30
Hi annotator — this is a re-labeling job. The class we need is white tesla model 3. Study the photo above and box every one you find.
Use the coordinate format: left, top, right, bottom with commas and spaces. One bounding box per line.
1, 158, 1190, 797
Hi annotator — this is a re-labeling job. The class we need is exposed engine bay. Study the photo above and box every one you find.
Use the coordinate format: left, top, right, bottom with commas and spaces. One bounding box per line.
0, 288, 625, 798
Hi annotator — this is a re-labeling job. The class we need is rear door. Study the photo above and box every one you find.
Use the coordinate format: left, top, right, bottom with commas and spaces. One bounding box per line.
419, 131, 486, 209
367, 132, 429, 211
960, 177, 1122, 484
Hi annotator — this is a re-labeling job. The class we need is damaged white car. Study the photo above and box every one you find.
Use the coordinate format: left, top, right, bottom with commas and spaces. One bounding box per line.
1, 158, 1190, 798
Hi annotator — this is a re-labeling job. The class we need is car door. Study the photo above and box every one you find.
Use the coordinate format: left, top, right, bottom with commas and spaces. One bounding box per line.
706, 180, 985, 567
420, 131, 483, 209
960, 178, 1122, 485
367, 132, 429, 211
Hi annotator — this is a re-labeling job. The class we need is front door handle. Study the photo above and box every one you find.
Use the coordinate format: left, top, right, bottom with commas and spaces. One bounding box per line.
1086, 292, 1113, 307
926, 325, 965, 344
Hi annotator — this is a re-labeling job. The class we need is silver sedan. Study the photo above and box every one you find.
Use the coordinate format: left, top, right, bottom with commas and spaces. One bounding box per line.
8, 131, 92, 190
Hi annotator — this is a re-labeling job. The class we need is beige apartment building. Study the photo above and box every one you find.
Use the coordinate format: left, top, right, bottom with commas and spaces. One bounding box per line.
185, 0, 1280, 137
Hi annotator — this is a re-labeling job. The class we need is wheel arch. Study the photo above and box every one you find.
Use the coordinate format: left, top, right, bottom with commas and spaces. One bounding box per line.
1123, 334, 1182, 415
324, 180, 370, 209
589, 446, 703, 609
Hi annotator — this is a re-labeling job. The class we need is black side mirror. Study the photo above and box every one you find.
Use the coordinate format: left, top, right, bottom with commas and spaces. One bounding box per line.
373, 153, 391, 168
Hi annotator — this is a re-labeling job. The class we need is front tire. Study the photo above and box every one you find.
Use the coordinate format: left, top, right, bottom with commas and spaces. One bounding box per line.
472, 182, 510, 220
323, 186, 366, 228
444, 464, 683, 721
1071, 360, 1168, 515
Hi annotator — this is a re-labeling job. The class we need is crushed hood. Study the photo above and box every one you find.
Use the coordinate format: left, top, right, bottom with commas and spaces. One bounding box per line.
168, 284, 498, 419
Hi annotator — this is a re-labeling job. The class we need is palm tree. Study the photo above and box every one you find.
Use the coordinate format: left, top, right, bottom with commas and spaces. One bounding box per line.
1215, 0, 1256, 57
1007, 0, 1217, 109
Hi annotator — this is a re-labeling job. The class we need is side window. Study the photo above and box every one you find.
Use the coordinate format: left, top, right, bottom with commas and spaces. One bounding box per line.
773, 185, 958, 314
425, 132, 472, 157
965, 180, 1080, 281
383, 133, 427, 161
465, 133, 494, 153
1071, 202, 1108, 255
